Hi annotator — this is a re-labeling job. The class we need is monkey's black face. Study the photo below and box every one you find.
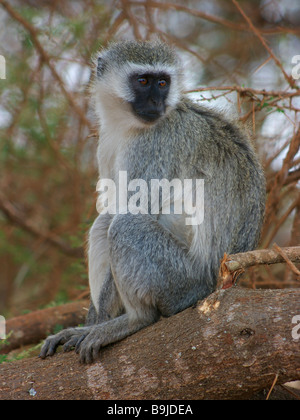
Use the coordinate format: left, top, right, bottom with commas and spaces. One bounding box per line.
129, 72, 171, 123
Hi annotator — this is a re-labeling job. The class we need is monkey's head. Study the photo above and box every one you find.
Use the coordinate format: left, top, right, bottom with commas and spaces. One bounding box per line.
93, 40, 183, 129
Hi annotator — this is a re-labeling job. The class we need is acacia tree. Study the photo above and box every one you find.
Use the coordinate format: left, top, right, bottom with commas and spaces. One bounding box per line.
0, 0, 299, 400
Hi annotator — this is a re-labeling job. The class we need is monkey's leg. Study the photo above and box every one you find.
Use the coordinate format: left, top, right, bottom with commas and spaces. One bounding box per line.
108, 213, 211, 317
88, 213, 110, 312
40, 214, 126, 359
88, 213, 124, 322
77, 213, 211, 363
39, 276, 120, 359
40, 215, 125, 359
39, 277, 118, 359
39, 273, 122, 358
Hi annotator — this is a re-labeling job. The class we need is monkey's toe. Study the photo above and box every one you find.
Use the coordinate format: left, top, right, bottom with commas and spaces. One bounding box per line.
78, 334, 103, 364
39, 334, 63, 359
63, 336, 81, 353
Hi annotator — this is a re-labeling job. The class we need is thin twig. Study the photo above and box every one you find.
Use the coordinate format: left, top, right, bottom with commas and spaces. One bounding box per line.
232, 0, 296, 89
0, 193, 84, 258
0, 0, 92, 130
273, 243, 300, 279
266, 373, 279, 400
128, 0, 300, 35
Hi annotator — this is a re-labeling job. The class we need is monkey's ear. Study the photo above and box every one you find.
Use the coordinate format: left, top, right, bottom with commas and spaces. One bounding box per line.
97, 56, 106, 78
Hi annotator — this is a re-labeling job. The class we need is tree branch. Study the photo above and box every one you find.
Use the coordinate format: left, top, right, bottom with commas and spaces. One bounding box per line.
128, 1, 300, 35
0, 0, 92, 130
218, 246, 300, 289
0, 193, 84, 258
0, 288, 299, 400
0, 301, 89, 354
231, 0, 297, 89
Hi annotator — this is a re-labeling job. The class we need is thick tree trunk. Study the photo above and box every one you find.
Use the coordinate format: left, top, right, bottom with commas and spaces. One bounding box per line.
0, 287, 299, 400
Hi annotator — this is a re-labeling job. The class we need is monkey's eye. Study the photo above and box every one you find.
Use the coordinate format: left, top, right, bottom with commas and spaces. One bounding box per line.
158, 79, 167, 87
138, 77, 148, 85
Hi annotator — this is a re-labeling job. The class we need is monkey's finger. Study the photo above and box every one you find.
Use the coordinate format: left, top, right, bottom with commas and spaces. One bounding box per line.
79, 342, 94, 364
74, 333, 88, 353
39, 346, 48, 359
39, 341, 52, 359
92, 341, 102, 362
39, 335, 62, 358
63, 336, 80, 353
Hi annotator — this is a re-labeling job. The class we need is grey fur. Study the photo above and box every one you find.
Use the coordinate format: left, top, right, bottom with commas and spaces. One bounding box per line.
40, 41, 265, 363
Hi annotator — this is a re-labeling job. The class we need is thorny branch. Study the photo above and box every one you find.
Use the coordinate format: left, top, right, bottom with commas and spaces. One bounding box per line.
0, 0, 92, 130
127, 1, 300, 35
232, 0, 297, 89
0, 193, 84, 258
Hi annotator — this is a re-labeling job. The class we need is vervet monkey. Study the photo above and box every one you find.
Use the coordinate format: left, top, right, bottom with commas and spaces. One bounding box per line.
40, 40, 265, 363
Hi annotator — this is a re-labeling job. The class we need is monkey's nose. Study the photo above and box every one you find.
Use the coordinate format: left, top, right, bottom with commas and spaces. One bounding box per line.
150, 98, 165, 115
150, 96, 163, 106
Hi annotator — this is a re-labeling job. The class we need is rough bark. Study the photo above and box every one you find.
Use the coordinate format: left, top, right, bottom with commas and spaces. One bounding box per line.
0, 301, 89, 354
0, 287, 299, 400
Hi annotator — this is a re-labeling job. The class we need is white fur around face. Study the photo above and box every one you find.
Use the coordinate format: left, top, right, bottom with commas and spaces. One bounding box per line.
93, 82, 145, 135
93, 84, 144, 180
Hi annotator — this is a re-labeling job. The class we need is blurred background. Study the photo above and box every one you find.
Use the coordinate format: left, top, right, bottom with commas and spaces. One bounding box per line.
0, 0, 299, 317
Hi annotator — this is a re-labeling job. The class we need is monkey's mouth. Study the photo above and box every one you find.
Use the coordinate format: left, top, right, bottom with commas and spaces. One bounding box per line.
136, 111, 163, 123
131, 106, 167, 124
130, 102, 165, 124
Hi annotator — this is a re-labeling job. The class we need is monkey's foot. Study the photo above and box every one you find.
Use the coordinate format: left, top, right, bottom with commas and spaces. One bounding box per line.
39, 327, 89, 359
75, 326, 108, 364
75, 315, 145, 363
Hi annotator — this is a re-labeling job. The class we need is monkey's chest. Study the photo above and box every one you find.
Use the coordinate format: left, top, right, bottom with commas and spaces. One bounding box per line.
123, 135, 182, 181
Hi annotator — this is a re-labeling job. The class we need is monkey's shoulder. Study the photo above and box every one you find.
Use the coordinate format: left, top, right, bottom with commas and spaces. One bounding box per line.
174, 98, 242, 136
168, 97, 256, 156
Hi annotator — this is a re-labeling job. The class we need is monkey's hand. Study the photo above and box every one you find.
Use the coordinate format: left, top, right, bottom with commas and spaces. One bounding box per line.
75, 315, 147, 363
39, 327, 89, 359
74, 324, 116, 364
